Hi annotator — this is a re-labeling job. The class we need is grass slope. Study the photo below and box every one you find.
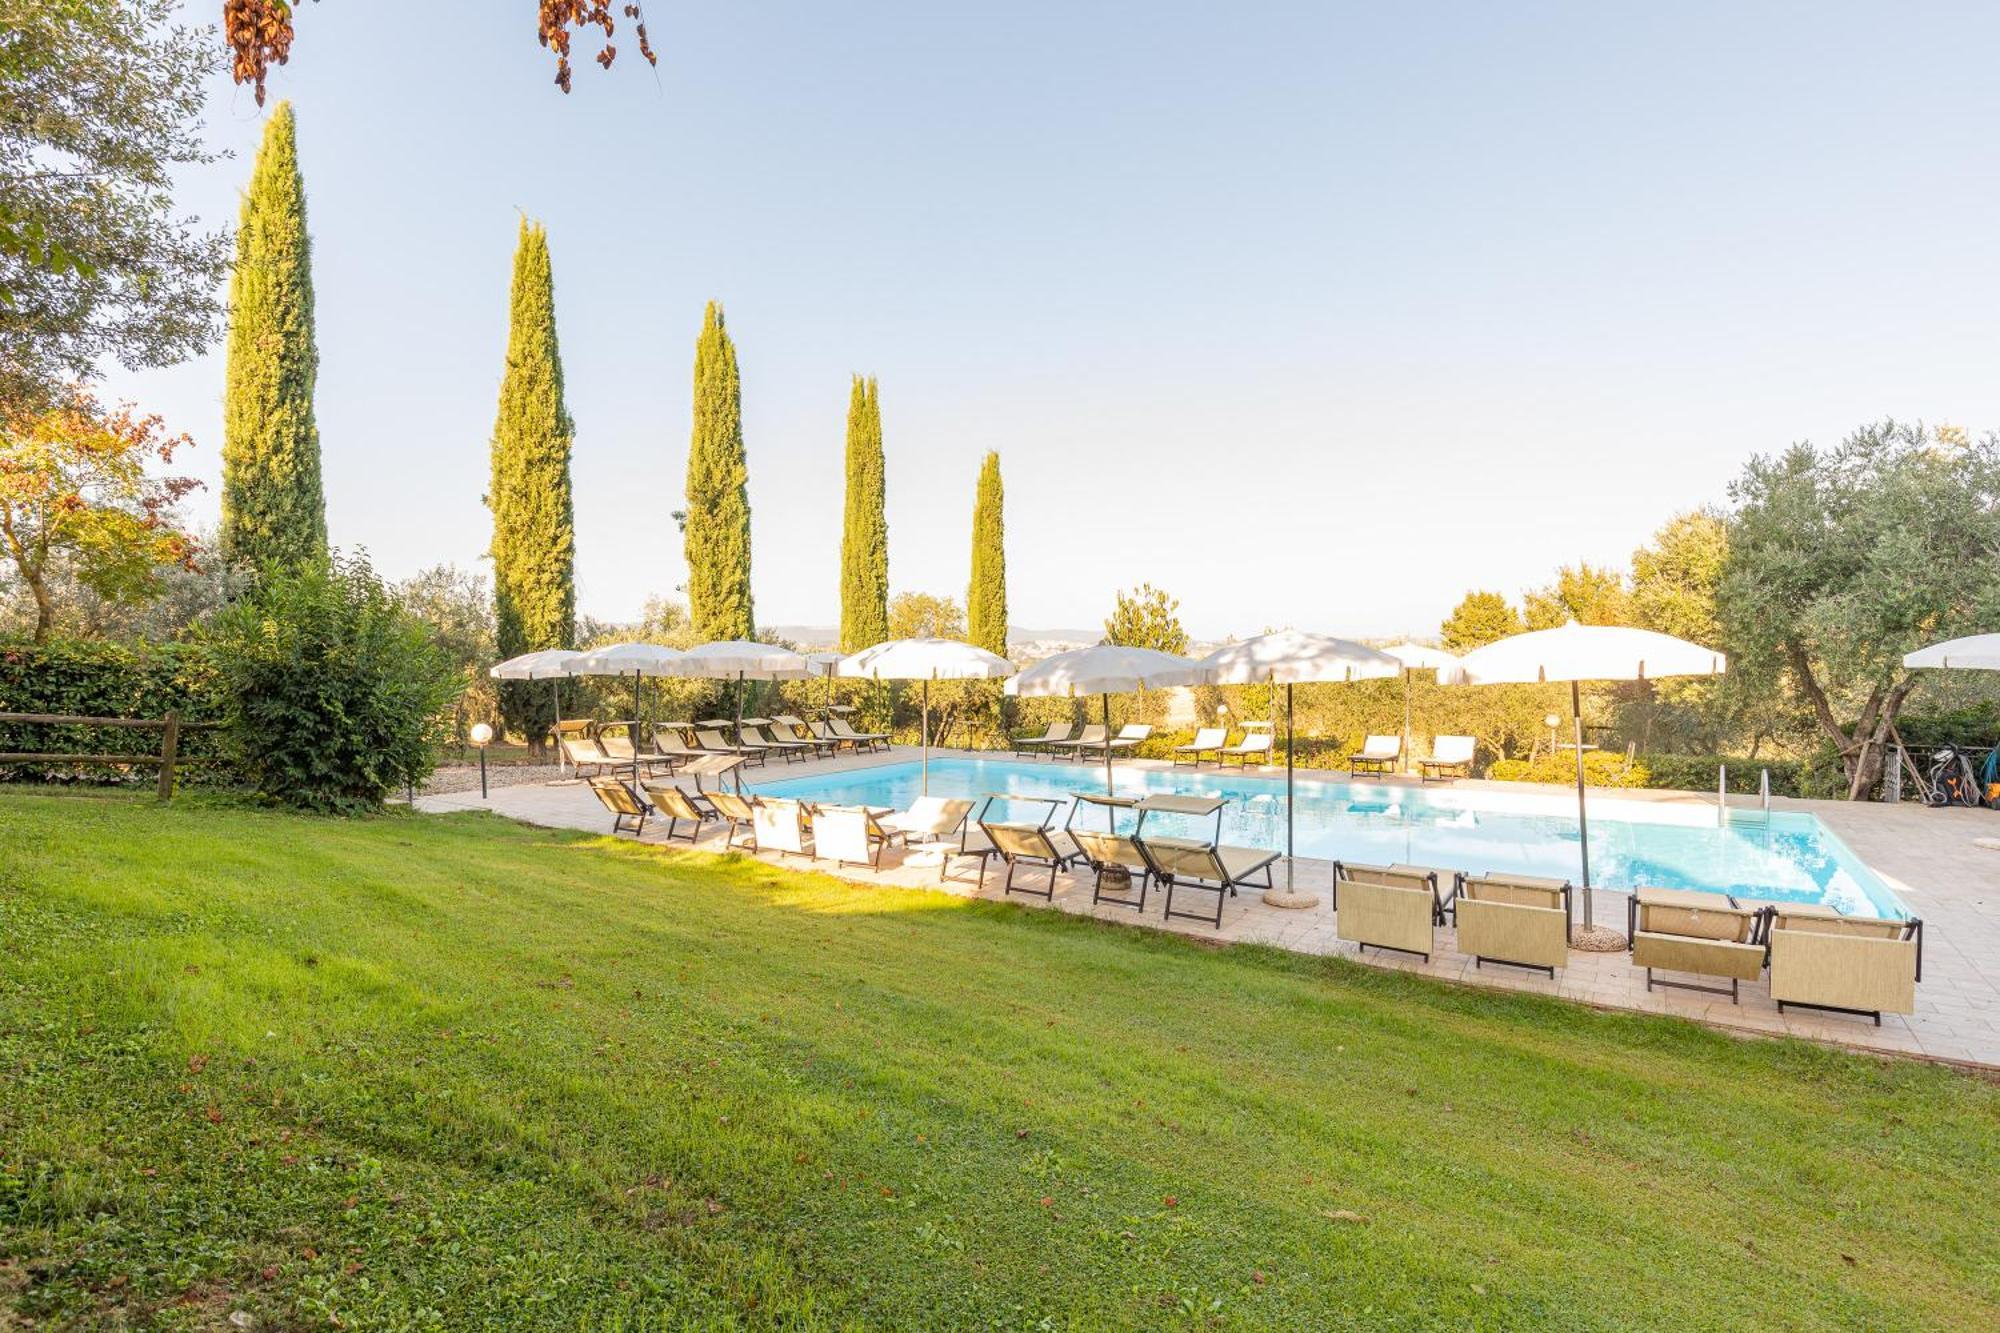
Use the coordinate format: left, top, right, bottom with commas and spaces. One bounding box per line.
1, 790, 1995, 1330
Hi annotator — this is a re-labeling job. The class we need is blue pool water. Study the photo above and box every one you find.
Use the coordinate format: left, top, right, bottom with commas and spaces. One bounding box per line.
751, 757, 1905, 918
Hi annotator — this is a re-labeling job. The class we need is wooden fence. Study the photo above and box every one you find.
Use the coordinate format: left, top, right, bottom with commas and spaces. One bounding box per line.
0, 710, 224, 801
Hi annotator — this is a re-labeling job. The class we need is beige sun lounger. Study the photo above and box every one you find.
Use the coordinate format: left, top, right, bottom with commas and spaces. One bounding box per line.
1051, 723, 1109, 759
829, 718, 890, 752
587, 776, 652, 835
740, 723, 812, 764
1132, 794, 1278, 929
694, 728, 765, 767
1218, 731, 1274, 766
1065, 793, 1154, 912
1103, 724, 1153, 752
1013, 721, 1073, 756
1418, 735, 1476, 782
1627, 887, 1765, 1003
1333, 861, 1450, 961
1456, 873, 1572, 977
1763, 906, 1923, 1024
638, 780, 714, 843
560, 734, 619, 778
1349, 734, 1402, 777
976, 795, 1080, 900
650, 724, 705, 765
772, 713, 840, 755
1172, 727, 1227, 767
598, 729, 677, 775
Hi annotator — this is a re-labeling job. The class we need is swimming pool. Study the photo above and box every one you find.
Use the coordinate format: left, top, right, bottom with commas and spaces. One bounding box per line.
750, 757, 1905, 918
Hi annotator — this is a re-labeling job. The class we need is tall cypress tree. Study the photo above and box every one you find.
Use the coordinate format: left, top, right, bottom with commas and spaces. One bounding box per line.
685, 301, 754, 641
487, 220, 576, 749
839, 375, 888, 650
967, 450, 1007, 655
221, 101, 325, 570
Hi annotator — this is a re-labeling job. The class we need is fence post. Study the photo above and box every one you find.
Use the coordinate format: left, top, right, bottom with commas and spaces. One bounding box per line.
157, 710, 180, 802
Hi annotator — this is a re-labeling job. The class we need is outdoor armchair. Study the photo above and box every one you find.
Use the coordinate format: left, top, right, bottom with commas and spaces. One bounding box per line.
1132, 794, 1278, 928
1455, 872, 1572, 976
1764, 906, 1922, 1024
1172, 727, 1227, 767
1349, 734, 1402, 777
1418, 735, 1477, 782
1627, 887, 1765, 1002
1333, 862, 1449, 961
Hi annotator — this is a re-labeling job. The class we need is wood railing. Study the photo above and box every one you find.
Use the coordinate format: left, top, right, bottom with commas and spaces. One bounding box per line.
0, 710, 224, 800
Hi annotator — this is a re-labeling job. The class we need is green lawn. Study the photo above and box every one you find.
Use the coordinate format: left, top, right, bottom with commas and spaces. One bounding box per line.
2, 792, 1995, 1330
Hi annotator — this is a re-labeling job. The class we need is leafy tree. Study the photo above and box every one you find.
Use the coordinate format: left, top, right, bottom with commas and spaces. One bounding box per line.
1523, 563, 1629, 629
398, 564, 496, 750
487, 220, 575, 750
221, 101, 326, 571
839, 375, 887, 651
0, 388, 201, 642
206, 552, 461, 813
888, 591, 964, 641
684, 301, 753, 642
967, 451, 1007, 655
1439, 591, 1523, 652
1719, 421, 2000, 797
1630, 510, 1727, 643
0, 0, 227, 418
1104, 583, 1189, 656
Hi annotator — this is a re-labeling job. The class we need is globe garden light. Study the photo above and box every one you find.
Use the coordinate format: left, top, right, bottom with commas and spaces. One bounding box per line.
470, 722, 495, 798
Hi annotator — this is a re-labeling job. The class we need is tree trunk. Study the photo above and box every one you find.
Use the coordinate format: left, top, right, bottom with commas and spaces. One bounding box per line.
30, 577, 54, 643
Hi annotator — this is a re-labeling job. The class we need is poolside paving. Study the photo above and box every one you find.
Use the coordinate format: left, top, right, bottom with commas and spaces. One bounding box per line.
416, 746, 2000, 1072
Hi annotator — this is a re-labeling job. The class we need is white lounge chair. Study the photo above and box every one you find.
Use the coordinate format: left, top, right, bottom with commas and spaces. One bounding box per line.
1013, 721, 1073, 756
1051, 723, 1109, 760
1218, 730, 1274, 767
1172, 727, 1227, 767
1418, 735, 1476, 782
1349, 734, 1401, 776
1104, 724, 1153, 752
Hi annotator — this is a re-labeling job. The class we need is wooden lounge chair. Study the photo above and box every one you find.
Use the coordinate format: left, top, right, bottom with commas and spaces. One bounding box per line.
751, 796, 813, 859
695, 727, 765, 768
1012, 721, 1073, 756
877, 797, 976, 879
740, 722, 812, 765
976, 795, 1080, 900
1133, 795, 1278, 928
638, 780, 713, 843
1218, 730, 1274, 767
809, 804, 897, 868
1348, 734, 1402, 777
1172, 727, 1227, 767
1627, 887, 1765, 1002
772, 713, 840, 756
587, 776, 652, 835
1455, 872, 1572, 977
1065, 794, 1153, 911
1333, 861, 1449, 961
1051, 723, 1109, 760
1418, 735, 1476, 783
1763, 906, 1923, 1025
829, 717, 890, 753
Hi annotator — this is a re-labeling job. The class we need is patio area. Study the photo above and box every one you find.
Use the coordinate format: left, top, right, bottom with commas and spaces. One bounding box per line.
417, 746, 2000, 1071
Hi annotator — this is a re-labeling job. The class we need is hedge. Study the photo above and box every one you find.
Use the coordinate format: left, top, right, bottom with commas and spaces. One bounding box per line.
0, 639, 233, 786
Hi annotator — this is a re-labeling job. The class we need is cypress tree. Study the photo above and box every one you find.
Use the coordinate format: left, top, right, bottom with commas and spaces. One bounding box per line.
684, 301, 754, 641
967, 451, 1007, 655
839, 375, 888, 650
221, 101, 325, 570
487, 219, 576, 749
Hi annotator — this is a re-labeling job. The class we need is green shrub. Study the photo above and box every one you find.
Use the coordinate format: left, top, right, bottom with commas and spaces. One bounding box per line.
1636, 754, 1804, 797
1487, 750, 1650, 789
205, 554, 462, 813
0, 638, 232, 785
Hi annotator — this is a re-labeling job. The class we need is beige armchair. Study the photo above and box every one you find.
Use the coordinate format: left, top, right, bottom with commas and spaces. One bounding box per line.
1454, 873, 1571, 977
1333, 862, 1448, 962
1764, 906, 1923, 1025
1627, 887, 1766, 1004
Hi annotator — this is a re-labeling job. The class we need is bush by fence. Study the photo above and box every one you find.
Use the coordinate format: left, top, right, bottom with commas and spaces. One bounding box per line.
0, 639, 232, 786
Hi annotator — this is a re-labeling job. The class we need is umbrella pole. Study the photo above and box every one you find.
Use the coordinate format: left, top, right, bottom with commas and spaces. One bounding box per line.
1264, 681, 1317, 910
631, 669, 642, 786
553, 679, 565, 777
1103, 692, 1113, 796
921, 678, 930, 796
1402, 669, 1412, 776
1572, 679, 1593, 928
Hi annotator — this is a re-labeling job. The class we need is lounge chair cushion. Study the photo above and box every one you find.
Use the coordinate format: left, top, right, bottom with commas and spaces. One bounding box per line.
1634, 888, 1756, 944
1632, 931, 1766, 981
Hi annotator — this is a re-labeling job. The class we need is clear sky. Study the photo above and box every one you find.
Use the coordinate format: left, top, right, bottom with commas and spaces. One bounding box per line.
105, 2, 2000, 640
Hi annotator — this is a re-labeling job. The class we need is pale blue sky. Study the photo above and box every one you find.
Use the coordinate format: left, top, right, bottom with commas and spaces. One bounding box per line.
108, 2, 2000, 639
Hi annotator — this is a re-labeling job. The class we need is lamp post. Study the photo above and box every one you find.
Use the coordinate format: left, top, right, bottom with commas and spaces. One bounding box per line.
1544, 712, 1561, 759
471, 722, 493, 800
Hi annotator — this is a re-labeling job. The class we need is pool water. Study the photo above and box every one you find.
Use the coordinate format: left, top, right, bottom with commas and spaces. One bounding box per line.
750, 757, 1905, 918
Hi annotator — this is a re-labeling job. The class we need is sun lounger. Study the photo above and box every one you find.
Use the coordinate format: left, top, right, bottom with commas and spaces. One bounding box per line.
750, 796, 813, 859
1333, 861, 1450, 961
809, 804, 897, 868
1012, 721, 1073, 756
650, 724, 706, 766
1104, 724, 1153, 752
1348, 734, 1401, 777
673, 752, 747, 793
740, 723, 812, 764
560, 735, 618, 778
694, 728, 765, 768
1763, 906, 1923, 1024
1133, 795, 1278, 928
587, 776, 653, 835
1455, 872, 1572, 977
1051, 723, 1109, 760
704, 789, 761, 850
829, 717, 890, 752
598, 728, 677, 775
1417, 735, 1476, 782
1065, 794, 1156, 911
877, 796, 976, 879
638, 780, 713, 843
1218, 730, 1274, 767
976, 795, 1080, 900
806, 719, 858, 753
1172, 727, 1227, 767
1627, 887, 1764, 1002
772, 713, 840, 756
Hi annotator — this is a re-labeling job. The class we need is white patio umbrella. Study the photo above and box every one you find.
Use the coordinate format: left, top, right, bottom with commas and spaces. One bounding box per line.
564, 642, 689, 783
1380, 642, 1461, 776
1005, 644, 1204, 795
488, 649, 581, 775
662, 640, 812, 741
1447, 621, 1726, 929
837, 638, 1016, 793
1904, 633, 2000, 671
1197, 631, 1403, 909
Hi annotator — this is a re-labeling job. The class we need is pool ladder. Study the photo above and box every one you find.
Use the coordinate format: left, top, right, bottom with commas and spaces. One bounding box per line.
1718, 766, 1773, 827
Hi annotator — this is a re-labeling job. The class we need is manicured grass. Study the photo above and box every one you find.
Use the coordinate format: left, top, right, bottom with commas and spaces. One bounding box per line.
2, 791, 1996, 1329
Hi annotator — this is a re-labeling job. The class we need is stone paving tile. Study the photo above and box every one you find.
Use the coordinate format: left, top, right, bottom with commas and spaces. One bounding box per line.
417, 746, 2000, 1072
